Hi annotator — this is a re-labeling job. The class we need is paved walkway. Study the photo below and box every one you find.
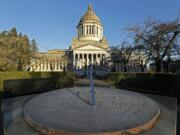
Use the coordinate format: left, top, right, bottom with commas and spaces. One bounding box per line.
1, 79, 177, 135
177, 105, 180, 135
74, 79, 111, 87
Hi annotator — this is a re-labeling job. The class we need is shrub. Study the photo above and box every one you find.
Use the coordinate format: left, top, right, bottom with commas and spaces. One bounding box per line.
106, 72, 180, 101
0, 71, 75, 92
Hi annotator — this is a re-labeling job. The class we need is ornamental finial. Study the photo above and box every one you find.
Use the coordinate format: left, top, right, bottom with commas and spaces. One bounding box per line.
88, 4, 92, 11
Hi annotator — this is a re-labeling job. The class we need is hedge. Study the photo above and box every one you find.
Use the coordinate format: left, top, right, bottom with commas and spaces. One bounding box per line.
0, 71, 75, 92
105, 72, 180, 100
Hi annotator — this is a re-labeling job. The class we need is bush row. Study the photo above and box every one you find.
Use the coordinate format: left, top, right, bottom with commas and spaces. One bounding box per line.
105, 72, 180, 100
0, 71, 75, 92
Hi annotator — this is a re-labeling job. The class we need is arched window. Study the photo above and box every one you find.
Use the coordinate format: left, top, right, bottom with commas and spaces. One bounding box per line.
84, 54, 87, 59
80, 54, 82, 59
75, 54, 78, 59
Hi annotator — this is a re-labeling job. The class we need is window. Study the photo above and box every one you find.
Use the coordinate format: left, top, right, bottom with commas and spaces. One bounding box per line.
87, 26, 89, 34
82, 26, 83, 35
56, 62, 59, 70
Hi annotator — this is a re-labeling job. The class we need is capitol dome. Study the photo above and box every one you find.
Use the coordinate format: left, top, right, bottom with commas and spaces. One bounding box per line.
78, 4, 101, 25
77, 4, 103, 41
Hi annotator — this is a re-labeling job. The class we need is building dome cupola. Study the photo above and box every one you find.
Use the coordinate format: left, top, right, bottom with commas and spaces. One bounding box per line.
88, 4, 92, 10
77, 4, 103, 41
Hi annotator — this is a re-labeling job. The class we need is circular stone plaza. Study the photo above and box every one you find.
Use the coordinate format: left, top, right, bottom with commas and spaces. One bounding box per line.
23, 87, 160, 135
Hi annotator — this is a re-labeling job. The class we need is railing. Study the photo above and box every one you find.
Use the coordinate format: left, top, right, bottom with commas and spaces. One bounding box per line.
3, 78, 56, 97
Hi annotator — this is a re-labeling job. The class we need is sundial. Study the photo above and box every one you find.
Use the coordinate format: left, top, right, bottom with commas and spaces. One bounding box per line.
89, 64, 96, 105
23, 66, 160, 135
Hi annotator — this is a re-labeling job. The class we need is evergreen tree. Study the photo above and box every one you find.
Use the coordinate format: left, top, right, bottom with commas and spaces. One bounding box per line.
0, 28, 39, 71
31, 38, 38, 52
9, 27, 18, 37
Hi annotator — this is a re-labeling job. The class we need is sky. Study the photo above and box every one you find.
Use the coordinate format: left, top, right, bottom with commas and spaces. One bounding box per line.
0, 0, 179, 51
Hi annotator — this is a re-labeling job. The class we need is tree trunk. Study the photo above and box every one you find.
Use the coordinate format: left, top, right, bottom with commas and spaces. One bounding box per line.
140, 65, 146, 72
17, 62, 22, 71
155, 59, 161, 72
124, 65, 127, 72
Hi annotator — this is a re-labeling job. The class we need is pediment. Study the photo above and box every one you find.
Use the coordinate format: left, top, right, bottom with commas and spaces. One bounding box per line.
74, 44, 106, 50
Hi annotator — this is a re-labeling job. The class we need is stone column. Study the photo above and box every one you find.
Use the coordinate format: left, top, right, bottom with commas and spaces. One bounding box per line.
87, 53, 89, 66
45, 61, 47, 71
54, 62, 56, 71
89, 26, 90, 35
95, 53, 98, 63
43, 61, 45, 71
47, 61, 50, 71
85, 25, 87, 35
60, 61, 62, 71
56, 62, 58, 71
102, 54, 104, 64
89, 25, 91, 35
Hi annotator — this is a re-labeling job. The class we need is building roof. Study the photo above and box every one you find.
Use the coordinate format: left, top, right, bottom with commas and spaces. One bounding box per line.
36, 49, 67, 54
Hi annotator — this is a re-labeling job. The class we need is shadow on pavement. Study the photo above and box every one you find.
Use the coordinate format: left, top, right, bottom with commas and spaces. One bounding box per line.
177, 105, 180, 135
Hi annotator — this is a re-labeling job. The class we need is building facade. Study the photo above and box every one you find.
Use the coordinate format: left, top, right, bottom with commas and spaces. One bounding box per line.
30, 49, 67, 72
30, 4, 110, 72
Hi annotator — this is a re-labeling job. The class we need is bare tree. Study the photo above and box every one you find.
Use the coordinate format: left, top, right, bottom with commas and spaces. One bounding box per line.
133, 45, 150, 72
111, 41, 135, 72
127, 18, 180, 72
